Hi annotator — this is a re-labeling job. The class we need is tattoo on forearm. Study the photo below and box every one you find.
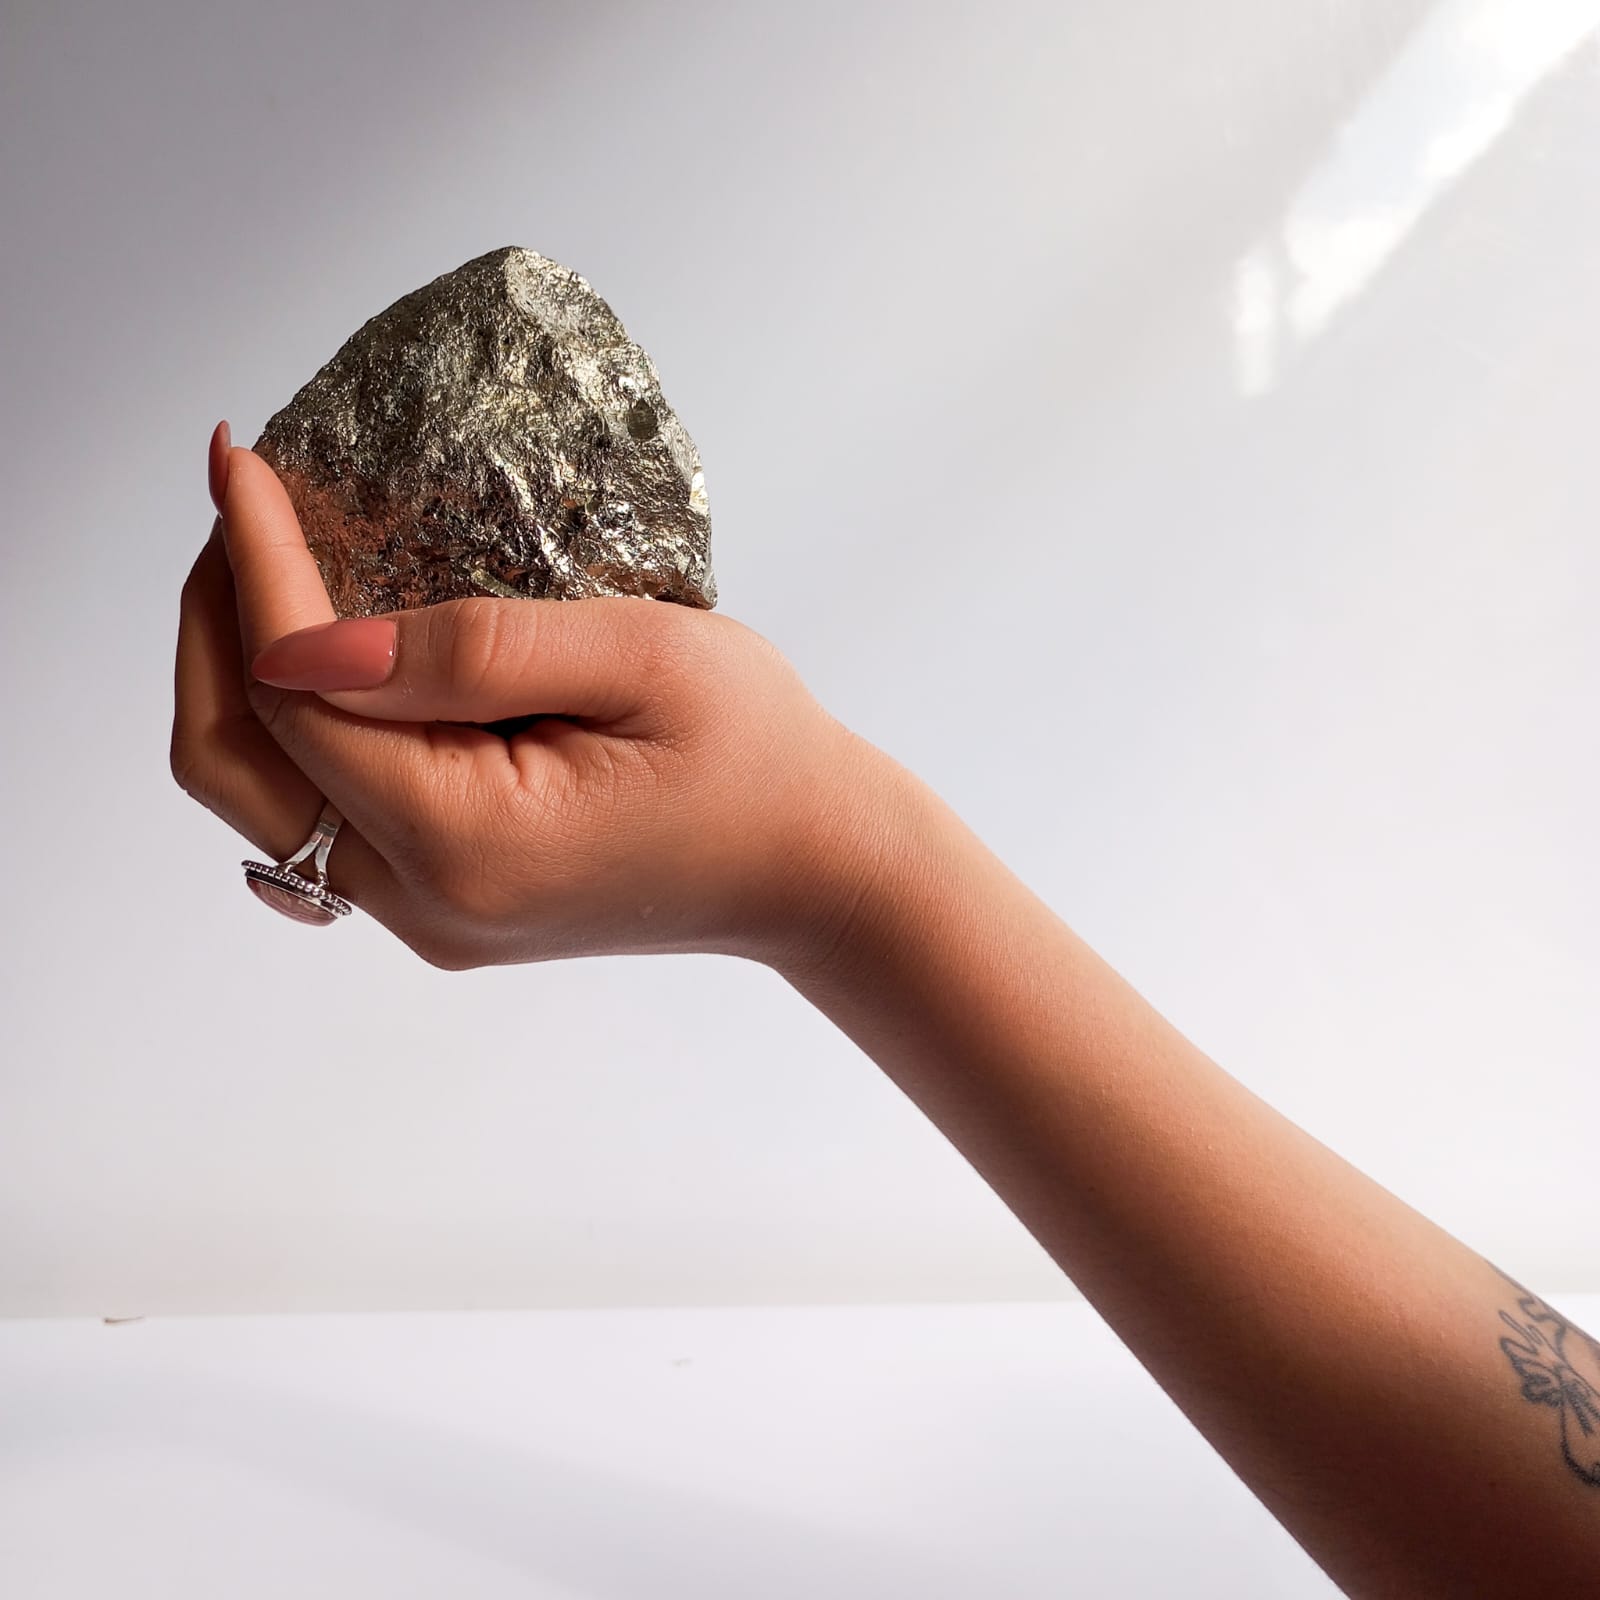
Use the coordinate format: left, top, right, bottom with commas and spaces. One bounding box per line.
1496, 1272, 1600, 1487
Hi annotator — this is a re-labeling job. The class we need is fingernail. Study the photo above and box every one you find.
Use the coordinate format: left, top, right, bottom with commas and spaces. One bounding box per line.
251, 618, 397, 691
208, 420, 232, 512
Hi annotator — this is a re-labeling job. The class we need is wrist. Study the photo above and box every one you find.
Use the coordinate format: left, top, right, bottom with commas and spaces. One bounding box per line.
758, 726, 944, 994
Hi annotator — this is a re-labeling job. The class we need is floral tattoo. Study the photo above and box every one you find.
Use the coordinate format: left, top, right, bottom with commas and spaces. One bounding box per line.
1496, 1273, 1600, 1487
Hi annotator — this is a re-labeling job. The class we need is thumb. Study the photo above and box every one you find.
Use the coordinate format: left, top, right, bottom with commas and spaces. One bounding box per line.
250, 595, 672, 724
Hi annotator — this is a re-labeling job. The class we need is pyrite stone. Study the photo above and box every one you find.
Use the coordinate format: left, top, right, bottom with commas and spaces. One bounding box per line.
255, 247, 715, 616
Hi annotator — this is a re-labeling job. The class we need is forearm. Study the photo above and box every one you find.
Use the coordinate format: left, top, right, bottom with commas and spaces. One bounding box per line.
780, 748, 1598, 1597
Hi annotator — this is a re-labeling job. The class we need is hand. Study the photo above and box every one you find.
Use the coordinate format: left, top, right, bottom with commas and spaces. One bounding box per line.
172, 432, 889, 971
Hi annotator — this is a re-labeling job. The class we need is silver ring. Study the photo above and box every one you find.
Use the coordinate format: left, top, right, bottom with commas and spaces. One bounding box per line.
242, 802, 354, 926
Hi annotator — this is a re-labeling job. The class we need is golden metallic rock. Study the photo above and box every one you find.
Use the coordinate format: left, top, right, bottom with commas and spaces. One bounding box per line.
255, 247, 715, 616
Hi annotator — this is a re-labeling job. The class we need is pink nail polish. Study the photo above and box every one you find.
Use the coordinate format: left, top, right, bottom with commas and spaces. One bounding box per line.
251, 618, 397, 691
208, 420, 232, 512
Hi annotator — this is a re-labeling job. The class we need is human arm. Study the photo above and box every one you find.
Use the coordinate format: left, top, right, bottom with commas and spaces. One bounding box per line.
782, 759, 1600, 1596
175, 435, 1600, 1597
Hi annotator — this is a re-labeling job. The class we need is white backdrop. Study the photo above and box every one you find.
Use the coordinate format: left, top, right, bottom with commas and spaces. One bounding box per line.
2, 0, 1596, 1317
1, 1302, 1354, 1598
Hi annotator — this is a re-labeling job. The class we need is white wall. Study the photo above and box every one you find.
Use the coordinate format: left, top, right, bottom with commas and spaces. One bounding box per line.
2, 0, 1596, 1317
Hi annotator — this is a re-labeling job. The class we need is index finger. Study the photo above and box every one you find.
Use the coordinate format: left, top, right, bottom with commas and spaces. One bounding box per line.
220, 447, 336, 663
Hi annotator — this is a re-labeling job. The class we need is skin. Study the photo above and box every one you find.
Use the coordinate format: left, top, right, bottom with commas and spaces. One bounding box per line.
174, 429, 1599, 1597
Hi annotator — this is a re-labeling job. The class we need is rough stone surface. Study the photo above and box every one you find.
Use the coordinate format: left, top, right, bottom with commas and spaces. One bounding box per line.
255, 247, 715, 616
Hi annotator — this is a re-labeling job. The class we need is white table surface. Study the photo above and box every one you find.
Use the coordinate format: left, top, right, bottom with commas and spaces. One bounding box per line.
10, 1295, 1589, 1598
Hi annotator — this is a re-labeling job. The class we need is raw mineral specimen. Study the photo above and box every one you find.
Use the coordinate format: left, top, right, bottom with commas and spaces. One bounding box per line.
255, 247, 715, 616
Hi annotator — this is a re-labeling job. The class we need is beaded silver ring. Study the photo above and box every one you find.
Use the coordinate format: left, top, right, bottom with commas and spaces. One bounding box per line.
242, 803, 353, 927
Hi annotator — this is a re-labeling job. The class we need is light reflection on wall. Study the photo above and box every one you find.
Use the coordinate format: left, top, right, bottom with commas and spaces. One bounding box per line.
1233, 0, 1599, 397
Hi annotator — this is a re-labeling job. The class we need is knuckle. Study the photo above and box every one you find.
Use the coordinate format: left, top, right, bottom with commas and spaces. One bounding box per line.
169, 727, 208, 800
705, 609, 788, 675
438, 600, 517, 703
625, 601, 709, 694
245, 679, 292, 737
436, 850, 514, 925
423, 855, 483, 919
410, 933, 475, 972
